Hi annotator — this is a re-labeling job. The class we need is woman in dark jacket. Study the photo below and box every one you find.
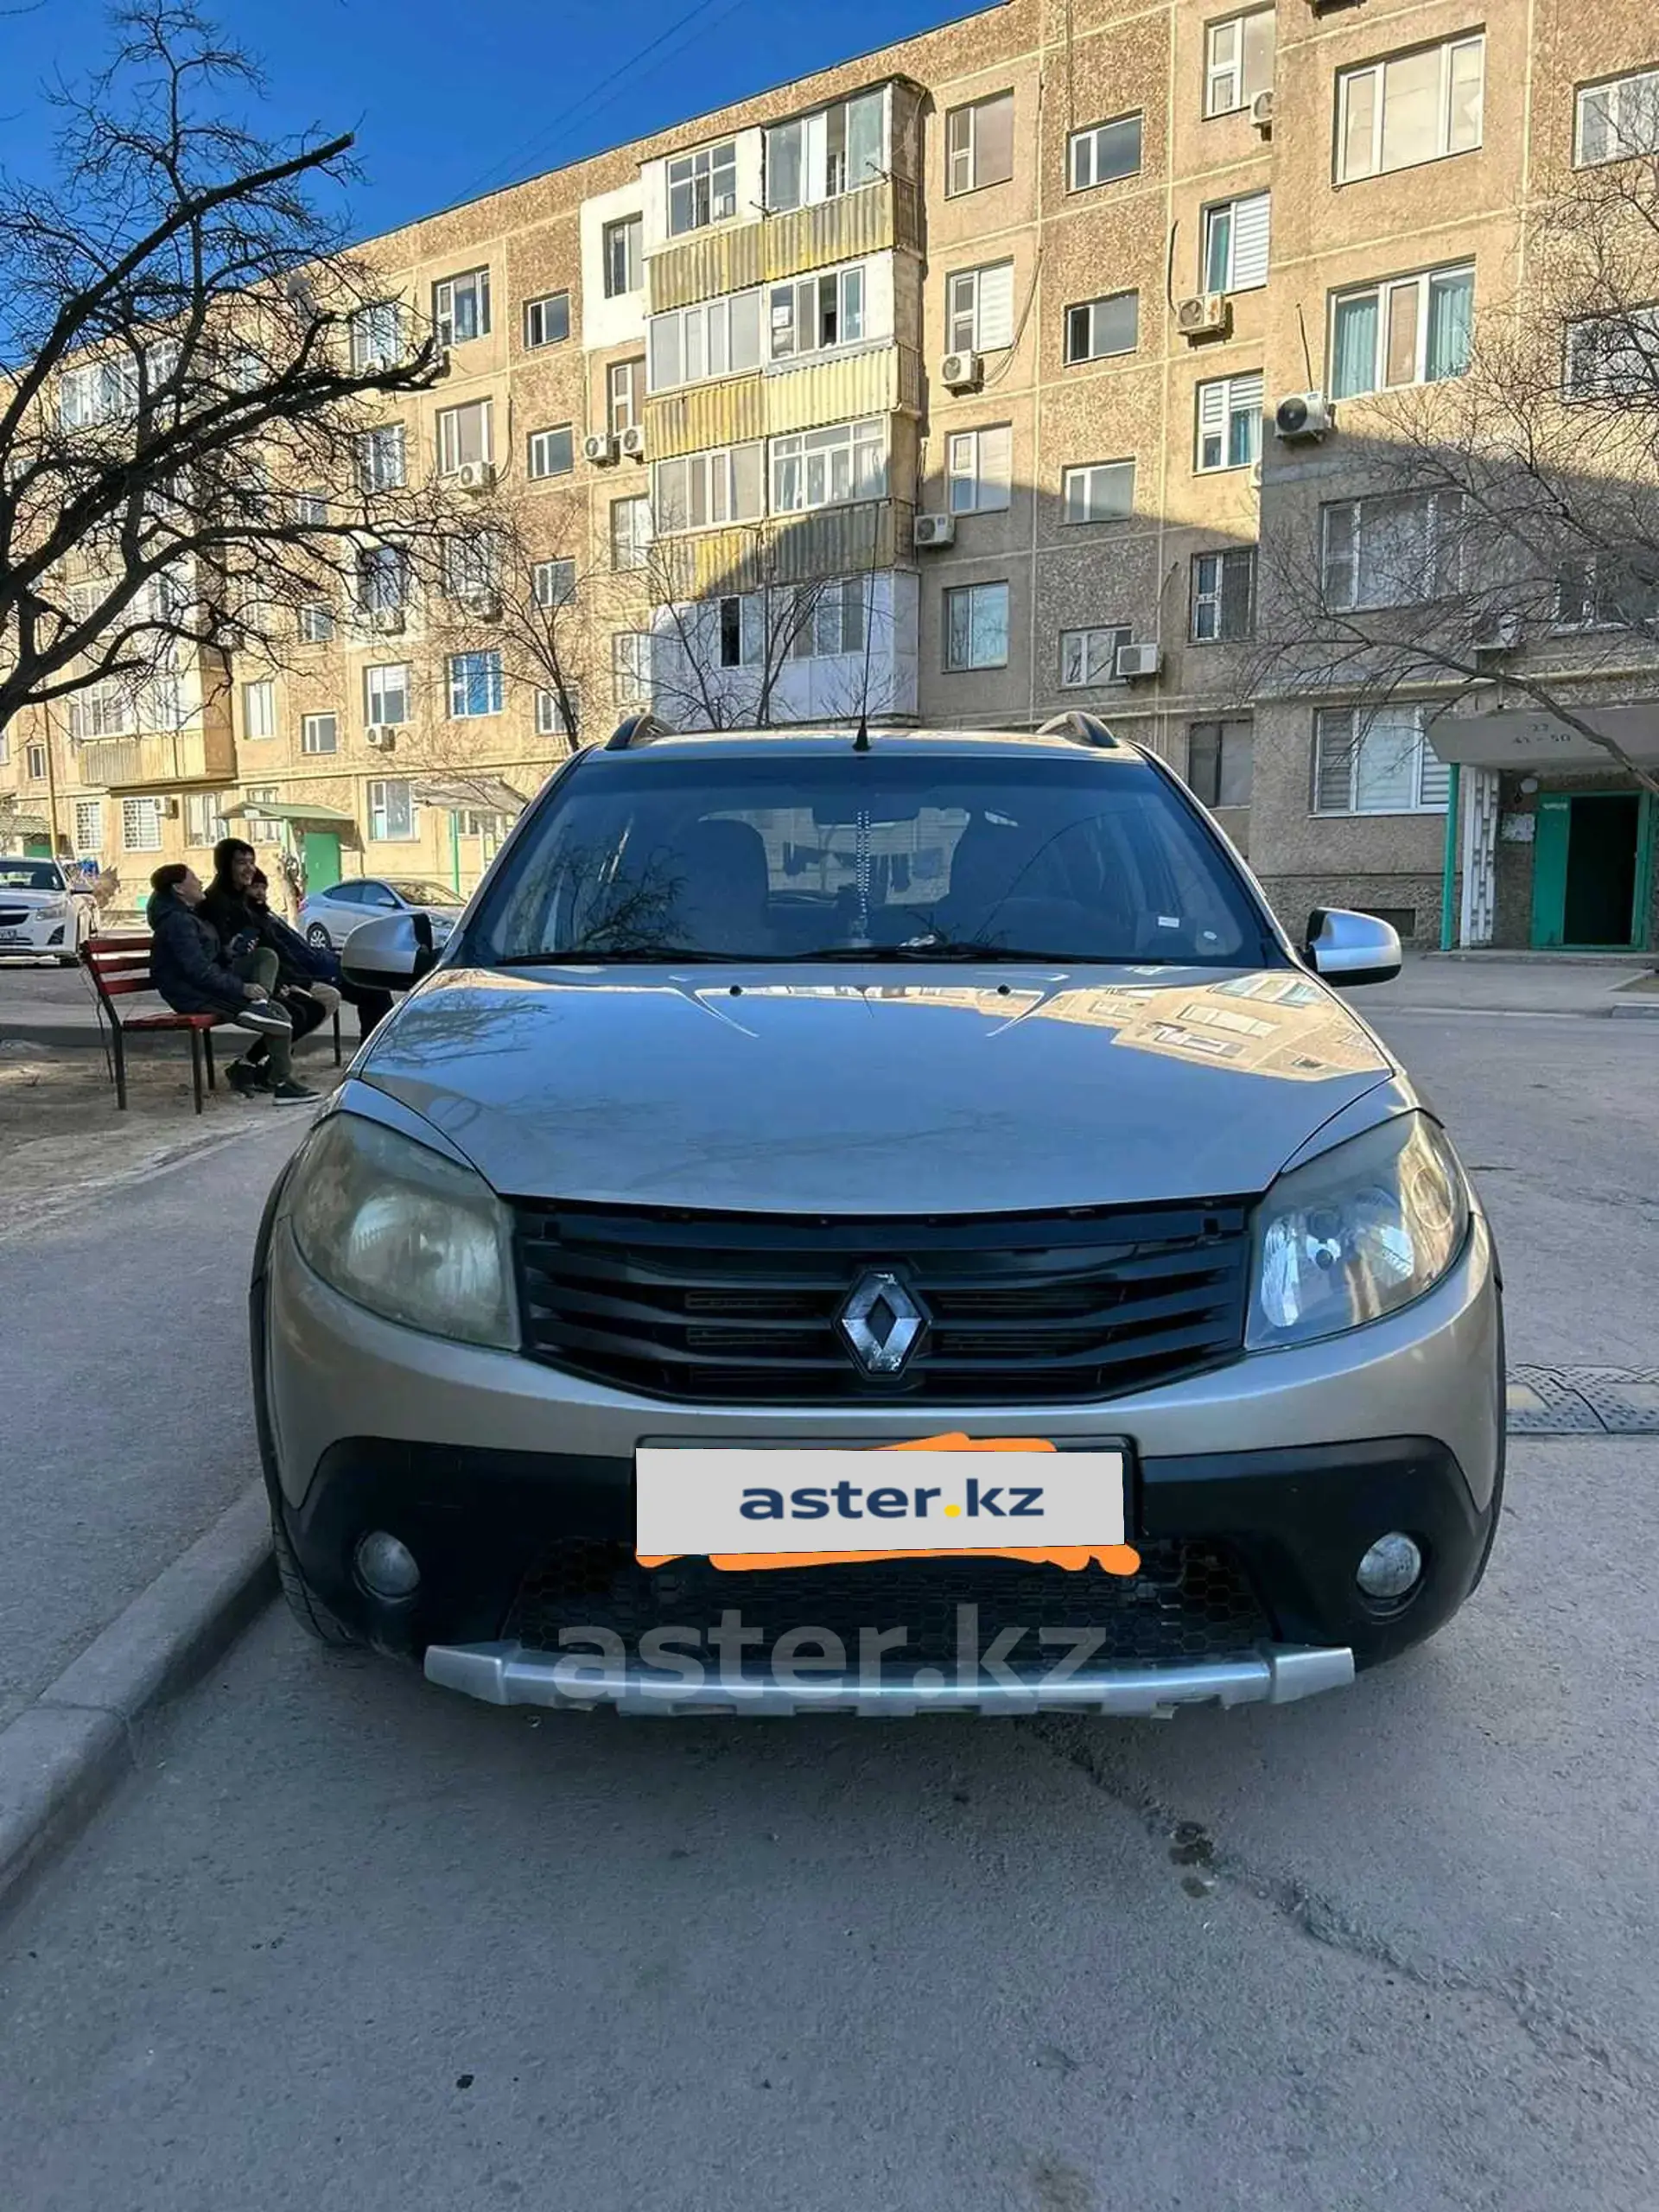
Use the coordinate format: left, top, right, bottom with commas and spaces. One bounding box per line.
143, 867, 314, 1102
204, 840, 392, 1041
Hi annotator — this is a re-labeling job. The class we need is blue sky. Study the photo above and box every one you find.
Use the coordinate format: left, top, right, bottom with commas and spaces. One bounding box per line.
0, 0, 979, 237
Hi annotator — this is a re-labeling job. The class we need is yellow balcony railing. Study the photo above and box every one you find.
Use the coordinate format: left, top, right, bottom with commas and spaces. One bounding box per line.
77, 725, 236, 791
647, 177, 924, 315
650, 499, 913, 600
645, 344, 923, 462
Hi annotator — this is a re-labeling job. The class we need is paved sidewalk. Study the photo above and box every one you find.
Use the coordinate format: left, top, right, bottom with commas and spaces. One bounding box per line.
1350, 950, 1656, 1018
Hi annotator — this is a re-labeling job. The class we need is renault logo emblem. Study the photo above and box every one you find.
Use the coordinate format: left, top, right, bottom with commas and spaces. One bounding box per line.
837, 1270, 926, 1376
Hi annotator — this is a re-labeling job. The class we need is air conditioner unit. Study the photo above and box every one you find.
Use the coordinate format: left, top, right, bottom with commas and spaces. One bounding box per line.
1177, 294, 1230, 341
1274, 390, 1333, 441
583, 431, 619, 466
365, 726, 397, 752
940, 351, 982, 392
1115, 642, 1162, 681
618, 423, 648, 461
358, 352, 391, 375
370, 607, 404, 634
1250, 89, 1275, 135
1472, 609, 1522, 656
455, 460, 495, 491
912, 512, 957, 550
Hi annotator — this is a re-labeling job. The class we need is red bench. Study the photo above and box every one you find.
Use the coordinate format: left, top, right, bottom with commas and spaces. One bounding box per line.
82, 932, 341, 1114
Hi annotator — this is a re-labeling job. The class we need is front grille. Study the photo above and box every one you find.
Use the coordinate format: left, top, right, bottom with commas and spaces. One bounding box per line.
0, 907, 29, 927
503, 1540, 1269, 1669
512, 1199, 1251, 1404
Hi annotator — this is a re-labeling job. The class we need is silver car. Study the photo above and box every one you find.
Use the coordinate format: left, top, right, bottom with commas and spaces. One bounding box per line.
253, 720, 1503, 1718
297, 875, 461, 955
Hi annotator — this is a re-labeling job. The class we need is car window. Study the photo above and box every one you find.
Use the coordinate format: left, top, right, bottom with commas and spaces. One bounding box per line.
475, 751, 1272, 967
0, 859, 63, 891
360, 883, 401, 909
324, 882, 363, 906
385, 879, 463, 906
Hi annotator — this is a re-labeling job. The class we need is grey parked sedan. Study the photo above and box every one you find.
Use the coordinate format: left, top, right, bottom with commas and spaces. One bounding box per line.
252, 718, 1503, 1719
297, 875, 462, 954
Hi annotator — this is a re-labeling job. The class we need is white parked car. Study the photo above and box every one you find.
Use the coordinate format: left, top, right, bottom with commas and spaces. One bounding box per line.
297, 876, 463, 955
0, 855, 96, 965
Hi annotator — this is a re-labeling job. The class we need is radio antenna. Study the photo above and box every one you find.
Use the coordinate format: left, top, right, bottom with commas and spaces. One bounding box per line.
853, 497, 882, 751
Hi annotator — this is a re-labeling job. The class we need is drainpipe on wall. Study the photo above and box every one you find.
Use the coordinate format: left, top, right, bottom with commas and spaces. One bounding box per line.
449, 808, 461, 894
1439, 762, 1461, 951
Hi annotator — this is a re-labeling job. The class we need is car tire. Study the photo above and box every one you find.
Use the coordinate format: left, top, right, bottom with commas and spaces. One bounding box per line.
270, 1506, 363, 1649
305, 924, 332, 950
56, 952, 79, 968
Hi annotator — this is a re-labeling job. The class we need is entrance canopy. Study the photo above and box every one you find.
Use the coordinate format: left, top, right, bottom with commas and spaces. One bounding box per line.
223, 799, 356, 825
410, 777, 529, 815
1428, 703, 1659, 771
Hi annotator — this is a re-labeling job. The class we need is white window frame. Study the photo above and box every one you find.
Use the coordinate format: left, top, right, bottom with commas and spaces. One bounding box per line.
1576, 67, 1659, 167
1067, 112, 1142, 191
356, 424, 406, 493
1205, 10, 1275, 118
610, 495, 652, 571
652, 443, 765, 531
1554, 551, 1659, 631
1329, 264, 1476, 398
357, 543, 409, 617
764, 91, 887, 212
69, 680, 137, 742
301, 712, 339, 756
349, 301, 404, 372
25, 741, 48, 782
946, 264, 1015, 354
1064, 291, 1140, 365
945, 91, 1014, 195
613, 632, 652, 705
365, 663, 410, 728
433, 267, 492, 346
1320, 491, 1463, 611
533, 558, 577, 609
1186, 719, 1255, 810
1061, 460, 1135, 525
447, 649, 505, 720
536, 687, 579, 740
437, 401, 493, 476
767, 263, 869, 365
523, 291, 570, 349
1202, 192, 1271, 293
667, 141, 738, 236
368, 779, 416, 842
1058, 625, 1130, 689
648, 291, 764, 393
946, 425, 1013, 515
1564, 305, 1659, 399
121, 797, 163, 852
603, 215, 643, 298
769, 418, 887, 515
240, 679, 276, 741
1190, 548, 1256, 643
73, 799, 105, 855
789, 577, 868, 660
299, 602, 335, 645
183, 791, 230, 849
943, 581, 1011, 672
1313, 705, 1451, 815
608, 359, 645, 433
526, 424, 575, 481
1195, 372, 1264, 472
1337, 35, 1485, 184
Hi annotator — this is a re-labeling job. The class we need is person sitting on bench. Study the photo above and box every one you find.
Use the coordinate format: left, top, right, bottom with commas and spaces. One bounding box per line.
144, 865, 316, 1104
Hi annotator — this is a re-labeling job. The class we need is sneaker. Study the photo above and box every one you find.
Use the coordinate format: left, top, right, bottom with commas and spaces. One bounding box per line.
270, 1079, 321, 1105
240, 1004, 294, 1039
226, 1058, 270, 1098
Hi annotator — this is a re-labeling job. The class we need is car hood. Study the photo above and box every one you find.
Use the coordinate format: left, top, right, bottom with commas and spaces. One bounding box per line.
0, 887, 66, 906
358, 963, 1395, 1214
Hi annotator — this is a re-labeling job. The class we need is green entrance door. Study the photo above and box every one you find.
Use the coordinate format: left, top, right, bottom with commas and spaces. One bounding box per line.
302, 830, 342, 895
1530, 792, 1653, 949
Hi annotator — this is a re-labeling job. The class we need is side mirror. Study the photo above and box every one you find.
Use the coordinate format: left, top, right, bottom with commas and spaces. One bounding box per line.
1304, 907, 1402, 986
340, 910, 441, 994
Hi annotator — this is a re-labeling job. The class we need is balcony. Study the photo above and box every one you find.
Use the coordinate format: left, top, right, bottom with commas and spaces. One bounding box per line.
651, 498, 915, 600
77, 725, 237, 791
647, 176, 924, 315
645, 344, 923, 462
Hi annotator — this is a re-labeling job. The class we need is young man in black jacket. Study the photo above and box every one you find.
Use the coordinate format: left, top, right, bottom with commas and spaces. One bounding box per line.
144, 866, 317, 1103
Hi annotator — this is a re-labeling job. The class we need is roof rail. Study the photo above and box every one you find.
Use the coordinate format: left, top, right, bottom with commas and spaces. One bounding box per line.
604, 713, 678, 752
1034, 711, 1123, 750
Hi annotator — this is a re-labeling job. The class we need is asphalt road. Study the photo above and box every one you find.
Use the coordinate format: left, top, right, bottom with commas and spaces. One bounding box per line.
2, 997, 1656, 2209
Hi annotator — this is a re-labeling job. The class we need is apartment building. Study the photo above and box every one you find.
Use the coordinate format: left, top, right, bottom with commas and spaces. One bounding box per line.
5, 0, 1656, 950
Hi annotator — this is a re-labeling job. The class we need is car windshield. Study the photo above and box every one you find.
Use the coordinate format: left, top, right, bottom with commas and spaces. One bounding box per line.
385, 880, 463, 906
0, 859, 62, 891
474, 750, 1274, 967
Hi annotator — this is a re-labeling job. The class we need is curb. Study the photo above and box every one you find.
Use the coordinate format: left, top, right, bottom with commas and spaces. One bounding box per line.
0, 1482, 273, 1917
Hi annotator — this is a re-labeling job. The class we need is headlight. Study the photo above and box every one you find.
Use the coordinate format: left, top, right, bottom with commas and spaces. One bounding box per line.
1247, 1112, 1470, 1351
288, 1113, 518, 1349
37, 898, 69, 920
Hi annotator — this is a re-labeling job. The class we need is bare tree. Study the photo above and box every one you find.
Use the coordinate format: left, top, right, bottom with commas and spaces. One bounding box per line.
0, 4, 457, 742
1252, 130, 1659, 799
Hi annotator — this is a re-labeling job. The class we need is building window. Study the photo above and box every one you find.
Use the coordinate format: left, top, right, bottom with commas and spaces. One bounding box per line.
73, 799, 104, 854
437, 400, 493, 476
613, 632, 652, 704
1564, 305, 1659, 398
184, 791, 230, 847
356, 424, 406, 493
1321, 491, 1461, 610
357, 543, 409, 616
1188, 719, 1255, 807
1331, 265, 1474, 399
946, 263, 1016, 355
603, 215, 642, 298
944, 582, 1010, 671
1065, 291, 1140, 364
526, 424, 575, 480
790, 577, 868, 659
448, 650, 505, 719
523, 291, 570, 349
1202, 192, 1271, 292
1338, 36, 1484, 183
649, 291, 763, 391
770, 419, 886, 513
769, 264, 867, 362
1062, 459, 1135, 524
291, 491, 329, 526
1067, 112, 1142, 190
765, 92, 886, 211
946, 424, 1013, 514
667, 140, 738, 235
1206, 10, 1275, 117
1313, 705, 1450, 814
368, 779, 416, 841
1577, 67, 1659, 166
533, 558, 577, 609
365, 663, 410, 727
301, 712, 339, 756
654, 442, 766, 530
1195, 372, 1264, 471
715, 594, 762, 668
25, 741, 47, 780
349, 301, 404, 371
536, 687, 580, 740
243, 787, 281, 840
1555, 551, 1659, 629
1059, 625, 1130, 688
611, 494, 652, 570
121, 797, 162, 851
1191, 548, 1256, 642
299, 602, 335, 644
69, 680, 136, 742
608, 358, 646, 433
945, 91, 1014, 194
433, 267, 492, 346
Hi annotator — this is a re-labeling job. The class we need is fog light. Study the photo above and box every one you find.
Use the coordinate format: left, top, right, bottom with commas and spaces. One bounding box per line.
1356, 1532, 1422, 1601
355, 1529, 420, 1599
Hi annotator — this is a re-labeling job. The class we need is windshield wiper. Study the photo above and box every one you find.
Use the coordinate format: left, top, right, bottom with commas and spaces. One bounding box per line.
493, 946, 742, 966
788, 941, 1078, 963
